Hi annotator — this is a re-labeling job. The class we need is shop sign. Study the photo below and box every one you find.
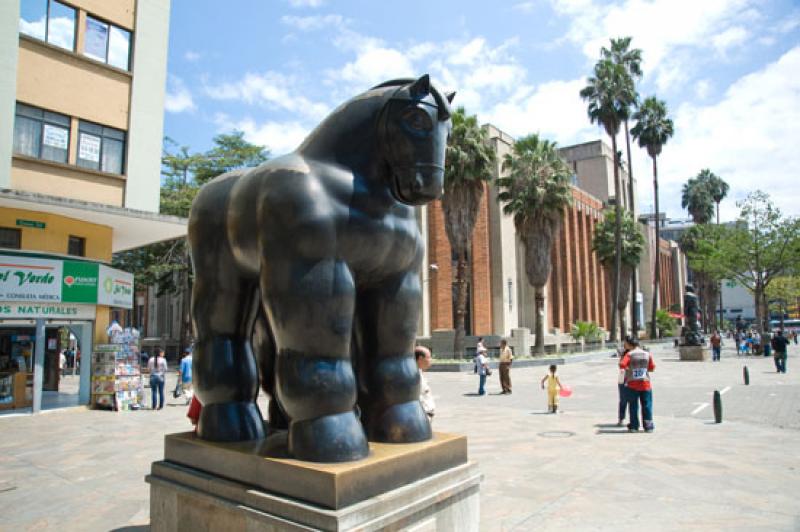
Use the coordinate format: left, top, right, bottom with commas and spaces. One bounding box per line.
62, 261, 100, 304
97, 265, 134, 308
0, 254, 133, 309
16, 219, 46, 229
0, 303, 96, 320
0, 256, 62, 302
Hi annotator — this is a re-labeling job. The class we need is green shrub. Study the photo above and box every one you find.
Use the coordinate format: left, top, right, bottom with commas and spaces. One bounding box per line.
570, 320, 603, 342
655, 309, 678, 337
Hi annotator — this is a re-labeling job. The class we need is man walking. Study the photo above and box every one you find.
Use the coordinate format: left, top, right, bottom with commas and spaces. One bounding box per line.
710, 331, 722, 361
619, 336, 656, 432
498, 339, 514, 394
475, 348, 489, 396
771, 329, 789, 373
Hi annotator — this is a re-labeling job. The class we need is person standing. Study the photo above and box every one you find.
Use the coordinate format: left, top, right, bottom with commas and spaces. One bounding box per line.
415, 346, 435, 423
59, 350, 67, 377
147, 348, 168, 410
178, 347, 193, 405
617, 341, 633, 426
734, 331, 743, 355
475, 348, 489, 396
498, 339, 514, 394
710, 331, 722, 362
619, 336, 656, 432
771, 329, 789, 373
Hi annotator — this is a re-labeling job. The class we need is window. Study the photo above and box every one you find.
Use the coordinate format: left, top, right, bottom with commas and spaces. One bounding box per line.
67, 235, 85, 257
19, 0, 76, 52
13, 103, 70, 164
77, 121, 126, 174
84, 15, 131, 70
0, 228, 22, 249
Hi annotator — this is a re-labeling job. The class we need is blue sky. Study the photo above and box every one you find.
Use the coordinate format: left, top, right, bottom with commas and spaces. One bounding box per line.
163, 0, 800, 221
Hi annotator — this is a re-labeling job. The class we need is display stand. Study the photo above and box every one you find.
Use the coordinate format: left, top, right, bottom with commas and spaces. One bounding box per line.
91, 329, 143, 411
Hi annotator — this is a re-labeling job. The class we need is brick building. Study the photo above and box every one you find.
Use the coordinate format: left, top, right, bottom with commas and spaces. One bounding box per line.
419, 124, 686, 348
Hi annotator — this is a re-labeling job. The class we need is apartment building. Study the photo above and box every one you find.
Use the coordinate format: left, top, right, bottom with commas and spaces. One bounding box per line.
0, 0, 183, 412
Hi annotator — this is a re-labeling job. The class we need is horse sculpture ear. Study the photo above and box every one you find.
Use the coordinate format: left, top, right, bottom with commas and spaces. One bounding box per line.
409, 74, 431, 100
446, 91, 456, 103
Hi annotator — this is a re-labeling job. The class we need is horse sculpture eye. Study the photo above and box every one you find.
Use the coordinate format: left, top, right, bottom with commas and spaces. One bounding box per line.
401, 108, 433, 132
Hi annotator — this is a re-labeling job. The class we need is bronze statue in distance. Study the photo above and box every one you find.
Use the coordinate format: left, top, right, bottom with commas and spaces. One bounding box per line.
681, 284, 704, 346
188, 75, 454, 462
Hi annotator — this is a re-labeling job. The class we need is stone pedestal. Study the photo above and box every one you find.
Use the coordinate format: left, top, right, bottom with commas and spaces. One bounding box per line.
146, 431, 481, 531
679, 345, 710, 361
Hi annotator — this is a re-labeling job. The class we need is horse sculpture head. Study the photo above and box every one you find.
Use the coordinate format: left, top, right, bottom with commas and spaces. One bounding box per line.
375, 75, 455, 205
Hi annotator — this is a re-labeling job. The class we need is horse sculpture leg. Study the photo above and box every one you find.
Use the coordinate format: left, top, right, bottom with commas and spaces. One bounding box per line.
358, 272, 432, 443
190, 249, 265, 442
261, 258, 369, 462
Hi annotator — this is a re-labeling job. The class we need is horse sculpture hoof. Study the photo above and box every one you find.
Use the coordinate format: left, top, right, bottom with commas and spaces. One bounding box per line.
289, 411, 369, 463
197, 402, 266, 442
368, 400, 432, 443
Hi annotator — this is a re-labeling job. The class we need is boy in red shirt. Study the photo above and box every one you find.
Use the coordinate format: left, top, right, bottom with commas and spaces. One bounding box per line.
619, 336, 656, 432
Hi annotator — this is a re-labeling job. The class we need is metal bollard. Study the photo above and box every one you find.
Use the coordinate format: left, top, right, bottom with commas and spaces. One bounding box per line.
713, 390, 722, 423
743, 365, 750, 385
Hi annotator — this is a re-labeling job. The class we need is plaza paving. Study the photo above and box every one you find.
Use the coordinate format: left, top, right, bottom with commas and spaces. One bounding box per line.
1, 343, 798, 531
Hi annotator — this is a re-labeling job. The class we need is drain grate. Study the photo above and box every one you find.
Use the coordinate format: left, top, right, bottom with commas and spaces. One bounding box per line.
537, 431, 575, 439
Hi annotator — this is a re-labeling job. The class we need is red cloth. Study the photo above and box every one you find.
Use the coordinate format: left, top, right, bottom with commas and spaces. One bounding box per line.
619, 352, 655, 391
187, 396, 202, 430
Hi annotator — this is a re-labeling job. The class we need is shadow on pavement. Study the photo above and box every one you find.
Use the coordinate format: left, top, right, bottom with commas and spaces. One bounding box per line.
595, 429, 634, 434
462, 392, 484, 397
111, 527, 148, 531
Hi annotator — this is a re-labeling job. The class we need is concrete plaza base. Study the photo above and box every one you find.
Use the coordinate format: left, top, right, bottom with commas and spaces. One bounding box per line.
146, 431, 481, 531
679, 345, 710, 361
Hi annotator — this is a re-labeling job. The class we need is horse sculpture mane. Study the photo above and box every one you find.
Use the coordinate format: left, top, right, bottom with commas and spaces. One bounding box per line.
188, 75, 454, 463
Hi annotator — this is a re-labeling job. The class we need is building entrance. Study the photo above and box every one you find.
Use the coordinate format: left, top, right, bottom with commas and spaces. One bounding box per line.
0, 321, 93, 414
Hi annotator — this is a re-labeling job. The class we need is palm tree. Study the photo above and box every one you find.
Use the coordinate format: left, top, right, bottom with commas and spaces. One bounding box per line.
496, 134, 573, 354
631, 96, 674, 339
602, 37, 643, 334
580, 58, 637, 342
681, 176, 715, 224
592, 210, 646, 341
444, 107, 496, 357
681, 170, 719, 331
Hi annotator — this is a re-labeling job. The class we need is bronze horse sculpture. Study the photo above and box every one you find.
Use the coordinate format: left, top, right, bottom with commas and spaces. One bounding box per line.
188, 75, 454, 462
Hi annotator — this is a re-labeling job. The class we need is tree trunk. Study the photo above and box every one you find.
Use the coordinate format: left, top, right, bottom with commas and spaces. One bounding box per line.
534, 286, 545, 355
754, 283, 764, 336
650, 156, 661, 340
618, 265, 633, 342
609, 133, 622, 343
453, 252, 470, 358
178, 244, 193, 355
624, 120, 639, 335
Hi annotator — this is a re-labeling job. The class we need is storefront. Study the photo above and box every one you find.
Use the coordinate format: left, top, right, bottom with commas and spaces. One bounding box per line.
0, 252, 132, 413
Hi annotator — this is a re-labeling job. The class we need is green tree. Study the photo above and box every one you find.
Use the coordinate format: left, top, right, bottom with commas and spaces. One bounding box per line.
570, 320, 603, 343
496, 133, 572, 354
592, 209, 646, 341
193, 131, 269, 185
654, 308, 678, 337
113, 133, 269, 353
684, 192, 800, 334
765, 276, 800, 330
630, 95, 674, 339
602, 37, 643, 334
444, 107, 496, 357
580, 58, 637, 342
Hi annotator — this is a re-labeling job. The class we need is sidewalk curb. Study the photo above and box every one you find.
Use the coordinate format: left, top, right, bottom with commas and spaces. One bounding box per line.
429, 350, 616, 372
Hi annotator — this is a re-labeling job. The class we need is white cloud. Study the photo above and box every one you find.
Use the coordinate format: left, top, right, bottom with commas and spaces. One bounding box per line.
287, 0, 325, 7
164, 75, 195, 113
280, 14, 345, 31
483, 78, 596, 144
552, 0, 761, 92
204, 72, 329, 121
650, 46, 800, 221
694, 79, 711, 99
213, 114, 309, 156
711, 26, 749, 56
184, 50, 201, 62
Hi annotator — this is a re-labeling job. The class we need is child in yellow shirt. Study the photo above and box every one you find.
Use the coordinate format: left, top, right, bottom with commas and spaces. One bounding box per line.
540, 364, 562, 414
